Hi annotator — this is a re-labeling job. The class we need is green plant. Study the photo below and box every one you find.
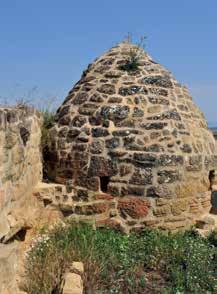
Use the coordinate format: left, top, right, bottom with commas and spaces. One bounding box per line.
119, 35, 147, 72
39, 102, 56, 181
208, 229, 217, 247
24, 223, 217, 294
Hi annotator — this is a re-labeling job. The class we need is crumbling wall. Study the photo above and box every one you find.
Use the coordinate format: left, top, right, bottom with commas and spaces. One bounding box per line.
0, 106, 42, 240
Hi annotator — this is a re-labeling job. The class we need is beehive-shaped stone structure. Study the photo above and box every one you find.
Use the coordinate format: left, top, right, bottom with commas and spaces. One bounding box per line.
48, 42, 217, 231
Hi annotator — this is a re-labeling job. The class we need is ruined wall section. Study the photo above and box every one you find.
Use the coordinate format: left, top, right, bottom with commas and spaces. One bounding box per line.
0, 106, 42, 239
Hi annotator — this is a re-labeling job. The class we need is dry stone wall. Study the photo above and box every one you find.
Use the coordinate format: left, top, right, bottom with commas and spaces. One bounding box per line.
45, 42, 217, 232
0, 106, 42, 240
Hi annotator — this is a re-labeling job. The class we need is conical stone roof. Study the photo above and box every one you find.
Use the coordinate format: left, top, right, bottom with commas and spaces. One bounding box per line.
48, 42, 217, 231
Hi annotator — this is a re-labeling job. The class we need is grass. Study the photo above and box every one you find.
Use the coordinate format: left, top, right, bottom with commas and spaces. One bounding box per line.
39, 104, 56, 181
24, 222, 217, 294
119, 35, 147, 72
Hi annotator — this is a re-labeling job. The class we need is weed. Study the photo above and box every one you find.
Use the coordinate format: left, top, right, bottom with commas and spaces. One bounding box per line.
39, 99, 56, 180
119, 35, 147, 72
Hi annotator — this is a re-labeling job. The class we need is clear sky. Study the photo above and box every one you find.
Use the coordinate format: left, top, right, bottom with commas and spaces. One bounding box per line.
0, 0, 216, 124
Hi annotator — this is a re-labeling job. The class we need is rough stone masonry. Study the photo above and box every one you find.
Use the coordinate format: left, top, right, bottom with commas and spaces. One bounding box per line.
1, 41, 217, 293
42, 41, 217, 232
0, 105, 42, 240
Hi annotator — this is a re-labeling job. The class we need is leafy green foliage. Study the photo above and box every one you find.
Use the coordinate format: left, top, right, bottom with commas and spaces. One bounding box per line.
208, 230, 217, 247
119, 36, 147, 72
41, 109, 55, 148
24, 222, 217, 294
40, 108, 55, 180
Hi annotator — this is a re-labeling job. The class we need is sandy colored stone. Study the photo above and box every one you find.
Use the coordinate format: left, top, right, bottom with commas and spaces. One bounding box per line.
71, 262, 84, 274
171, 199, 188, 216
0, 242, 19, 294
153, 206, 171, 217
196, 215, 215, 229
63, 272, 83, 294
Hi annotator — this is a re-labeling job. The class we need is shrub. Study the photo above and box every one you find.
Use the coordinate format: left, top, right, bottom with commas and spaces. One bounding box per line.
24, 223, 217, 294
208, 230, 217, 247
119, 36, 147, 72
40, 107, 56, 180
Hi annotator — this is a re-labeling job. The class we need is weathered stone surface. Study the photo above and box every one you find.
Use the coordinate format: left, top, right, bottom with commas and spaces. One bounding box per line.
195, 216, 215, 230
180, 143, 192, 153
171, 200, 188, 215
0, 106, 42, 241
72, 92, 89, 104
75, 202, 108, 215
75, 175, 100, 191
63, 272, 83, 294
88, 156, 118, 177
140, 122, 167, 130
71, 262, 84, 274
125, 185, 145, 197
71, 115, 87, 127
146, 185, 173, 198
90, 140, 104, 154
141, 75, 173, 88
96, 218, 124, 231
105, 137, 120, 149
148, 96, 169, 106
97, 84, 116, 95
153, 206, 171, 217
0, 243, 20, 294
101, 105, 129, 121
158, 155, 184, 166
47, 41, 217, 231
157, 170, 180, 184
92, 128, 109, 137
130, 168, 153, 185
118, 197, 150, 219
186, 155, 203, 171
147, 109, 181, 121
119, 85, 145, 96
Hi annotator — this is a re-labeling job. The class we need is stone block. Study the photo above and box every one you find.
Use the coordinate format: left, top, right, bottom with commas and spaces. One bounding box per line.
75, 202, 109, 215
157, 170, 180, 184
118, 197, 150, 219
153, 206, 171, 217
63, 272, 83, 294
129, 168, 152, 185
71, 262, 84, 274
171, 200, 188, 216
88, 156, 118, 177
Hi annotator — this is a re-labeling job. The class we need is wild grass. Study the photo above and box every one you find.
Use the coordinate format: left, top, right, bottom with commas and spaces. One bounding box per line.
119, 35, 147, 72
40, 106, 56, 180
24, 222, 217, 294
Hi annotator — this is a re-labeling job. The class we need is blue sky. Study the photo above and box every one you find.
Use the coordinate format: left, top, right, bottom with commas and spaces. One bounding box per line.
0, 0, 216, 123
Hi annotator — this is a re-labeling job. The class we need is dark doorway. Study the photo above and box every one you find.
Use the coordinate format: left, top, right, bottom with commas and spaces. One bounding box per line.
100, 176, 110, 193
209, 170, 215, 190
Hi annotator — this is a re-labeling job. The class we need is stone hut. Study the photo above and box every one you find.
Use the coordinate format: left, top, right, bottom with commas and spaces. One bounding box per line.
47, 42, 217, 231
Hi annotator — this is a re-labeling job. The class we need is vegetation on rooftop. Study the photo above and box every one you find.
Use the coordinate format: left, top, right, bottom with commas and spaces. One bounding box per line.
119, 35, 147, 72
